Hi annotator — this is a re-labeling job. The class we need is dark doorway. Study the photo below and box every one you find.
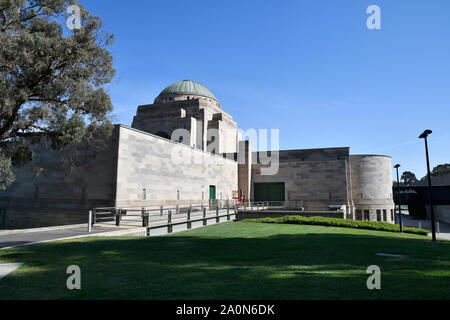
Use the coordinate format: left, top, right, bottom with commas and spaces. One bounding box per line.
209, 186, 216, 201
254, 182, 285, 202
0, 209, 5, 229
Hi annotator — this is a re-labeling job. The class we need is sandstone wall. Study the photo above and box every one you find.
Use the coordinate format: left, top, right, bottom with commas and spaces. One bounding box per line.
251, 148, 350, 210
115, 125, 238, 207
350, 155, 395, 222
0, 128, 120, 228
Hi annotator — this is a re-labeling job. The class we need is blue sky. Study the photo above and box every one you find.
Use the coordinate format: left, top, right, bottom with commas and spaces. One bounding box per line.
82, 0, 450, 179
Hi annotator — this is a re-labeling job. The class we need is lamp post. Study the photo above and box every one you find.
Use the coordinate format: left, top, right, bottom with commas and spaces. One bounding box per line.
394, 164, 403, 232
419, 130, 437, 242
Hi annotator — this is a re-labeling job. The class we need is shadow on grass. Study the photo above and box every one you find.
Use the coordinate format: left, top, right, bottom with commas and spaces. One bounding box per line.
0, 225, 449, 300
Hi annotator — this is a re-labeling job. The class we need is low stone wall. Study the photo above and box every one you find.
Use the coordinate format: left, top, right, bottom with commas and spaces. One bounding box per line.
426, 205, 450, 224
3, 208, 88, 230
91, 227, 148, 237
236, 210, 345, 221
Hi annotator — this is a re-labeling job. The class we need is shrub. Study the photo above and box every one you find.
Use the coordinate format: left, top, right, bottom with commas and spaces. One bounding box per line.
244, 216, 429, 236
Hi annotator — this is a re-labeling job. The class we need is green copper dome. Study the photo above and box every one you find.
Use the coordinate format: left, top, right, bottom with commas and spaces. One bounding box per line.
157, 80, 217, 101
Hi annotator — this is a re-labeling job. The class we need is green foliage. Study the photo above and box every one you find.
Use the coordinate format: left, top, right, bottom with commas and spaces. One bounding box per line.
0, 152, 14, 189
431, 164, 450, 177
0, 222, 449, 299
244, 216, 429, 236
393, 180, 405, 187
0, 0, 115, 188
401, 171, 418, 185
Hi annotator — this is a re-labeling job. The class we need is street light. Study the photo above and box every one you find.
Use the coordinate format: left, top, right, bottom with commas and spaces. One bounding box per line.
419, 129, 437, 242
394, 164, 403, 232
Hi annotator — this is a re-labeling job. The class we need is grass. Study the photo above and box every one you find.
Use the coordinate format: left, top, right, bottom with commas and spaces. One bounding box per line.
244, 215, 429, 235
0, 222, 449, 300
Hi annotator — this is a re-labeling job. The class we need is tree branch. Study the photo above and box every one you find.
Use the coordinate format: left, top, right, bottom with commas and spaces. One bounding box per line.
15, 131, 58, 138
0, 100, 24, 139
1, 5, 45, 32
27, 97, 90, 113
0, 9, 7, 29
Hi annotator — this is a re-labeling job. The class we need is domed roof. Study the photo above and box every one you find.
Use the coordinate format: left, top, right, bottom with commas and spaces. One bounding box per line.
157, 80, 217, 101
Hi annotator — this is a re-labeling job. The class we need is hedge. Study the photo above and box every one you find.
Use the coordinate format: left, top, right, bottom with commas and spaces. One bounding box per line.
244, 216, 429, 236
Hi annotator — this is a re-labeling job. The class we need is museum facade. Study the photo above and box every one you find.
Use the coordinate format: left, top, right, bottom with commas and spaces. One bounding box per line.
0, 80, 395, 228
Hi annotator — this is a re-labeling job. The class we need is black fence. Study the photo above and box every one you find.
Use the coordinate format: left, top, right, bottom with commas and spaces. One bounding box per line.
393, 186, 450, 219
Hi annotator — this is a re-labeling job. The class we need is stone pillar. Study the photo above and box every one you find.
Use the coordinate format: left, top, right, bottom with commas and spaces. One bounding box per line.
190, 117, 197, 148
238, 140, 252, 202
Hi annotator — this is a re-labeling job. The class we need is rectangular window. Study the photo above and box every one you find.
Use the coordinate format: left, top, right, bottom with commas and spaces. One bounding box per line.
383, 210, 387, 222
356, 210, 362, 220
143, 189, 147, 200
376, 210, 382, 222
364, 210, 370, 221
391, 209, 394, 222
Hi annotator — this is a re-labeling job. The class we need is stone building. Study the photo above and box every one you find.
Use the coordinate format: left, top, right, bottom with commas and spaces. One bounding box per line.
0, 80, 395, 229
132, 80, 238, 154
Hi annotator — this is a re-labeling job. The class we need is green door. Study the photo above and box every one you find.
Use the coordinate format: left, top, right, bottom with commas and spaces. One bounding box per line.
254, 183, 285, 202
209, 186, 216, 200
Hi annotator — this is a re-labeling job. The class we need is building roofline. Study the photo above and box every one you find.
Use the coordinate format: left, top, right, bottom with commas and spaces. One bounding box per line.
250, 146, 350, 154
350, 154, 392, 158
156, 92, 220, 104
114, 124, 238, 163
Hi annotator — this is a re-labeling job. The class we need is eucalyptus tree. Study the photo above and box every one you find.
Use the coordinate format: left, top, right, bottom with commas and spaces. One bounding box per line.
0, 0, 115, 188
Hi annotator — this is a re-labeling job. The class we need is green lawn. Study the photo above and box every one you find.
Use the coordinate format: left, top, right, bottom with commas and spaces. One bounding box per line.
0, 222, 449, 300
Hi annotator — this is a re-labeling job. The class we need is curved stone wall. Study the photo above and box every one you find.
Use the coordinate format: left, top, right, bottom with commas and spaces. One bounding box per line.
350, 155, 395, 223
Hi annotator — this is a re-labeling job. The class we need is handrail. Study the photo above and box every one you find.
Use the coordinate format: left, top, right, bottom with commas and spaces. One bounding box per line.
88, 200, 238, 233
237, 201, 306, 211
93, 199, 235, 211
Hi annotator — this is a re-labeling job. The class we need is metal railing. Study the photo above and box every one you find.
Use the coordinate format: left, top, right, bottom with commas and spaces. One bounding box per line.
237, 201, 305, 211
88, 200, 238, 234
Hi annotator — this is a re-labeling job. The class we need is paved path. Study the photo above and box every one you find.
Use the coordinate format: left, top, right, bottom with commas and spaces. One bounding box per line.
0, 263, 24, 280
0, 210, 234, 250
401, 214, 450, 241
0, 226, 112, 250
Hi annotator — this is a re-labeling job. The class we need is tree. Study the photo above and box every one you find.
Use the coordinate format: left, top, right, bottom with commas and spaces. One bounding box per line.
393, 180, 405, 188
401, 171, 418, 185
431, 164, 450, 177
0, 0, 115, 189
